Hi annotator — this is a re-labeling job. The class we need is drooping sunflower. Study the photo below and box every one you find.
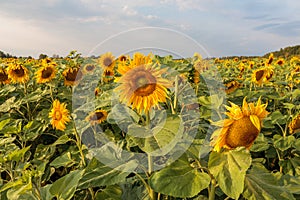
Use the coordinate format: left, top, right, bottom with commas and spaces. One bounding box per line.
7, 63, 29, 83
289, 114, 300, 134
266, 53, 274, 66
0, 68, 10, 84
99, 52, 115, 69
49, 99, 70, 131
85, 110, 108, 125
225, 80, 240, 94
35, 65, 57, 83
115, 63, 171, 114
62, 67, 83, 86
211, 97, 269, 152
102, 67, 114, 83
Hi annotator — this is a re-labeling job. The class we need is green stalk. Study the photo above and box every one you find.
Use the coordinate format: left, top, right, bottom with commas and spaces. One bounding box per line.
208, 179, 216, 200
72, 122, 86, 167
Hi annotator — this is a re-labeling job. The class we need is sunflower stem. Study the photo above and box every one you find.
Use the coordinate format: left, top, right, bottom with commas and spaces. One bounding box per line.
72, 123, 86, 167
23, 83, 32, 121
208, 178, 216, 200
173, 75, 178, 112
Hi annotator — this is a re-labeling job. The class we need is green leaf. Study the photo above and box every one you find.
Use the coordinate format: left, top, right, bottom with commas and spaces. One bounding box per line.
7, 145, 31, 162
95, 185, 123, 200
6, 182, 32, 200
279, 174, 300, 194
78, 157, 138, 189
50, 152, 75, 168
149, 156, 210, 198
208, 148, 252, 199
0, 119, 10, 131
51, 135, 72, 146
243, 164, 295, 200
127, 115, 183, 154
49, 170, 83, 200
0, 97, 17, 112
273, 135, 295, 151
279, 157, 300, 176
40, 185, 54, 200
250, 134, 270, 152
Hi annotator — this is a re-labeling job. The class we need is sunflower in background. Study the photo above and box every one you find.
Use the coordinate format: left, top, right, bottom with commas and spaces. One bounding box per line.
266, 53, 274, 66
289, 114, 300, 134
102, 67, 114, 83
211, 97, 269, 152
35, 60, 57, 83
225, 80, 241, 94
62, 67, 83, 86
7, 62, 30, 84
49, 99, 70, 131
115, 52, 170, 114
0, 68, 10, 84
117, 52, 153, 75
85, 110, 108, 125
83, 63, 96, 74
99, 52, 115, 69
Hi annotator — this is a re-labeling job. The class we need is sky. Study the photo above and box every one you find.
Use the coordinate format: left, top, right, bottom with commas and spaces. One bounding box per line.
1, 0, 300, 58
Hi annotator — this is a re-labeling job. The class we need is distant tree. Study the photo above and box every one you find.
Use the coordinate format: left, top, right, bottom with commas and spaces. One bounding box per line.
39, 54, 48, 59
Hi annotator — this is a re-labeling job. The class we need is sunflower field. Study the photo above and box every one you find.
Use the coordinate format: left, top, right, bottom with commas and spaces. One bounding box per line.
0, 50, 300, 200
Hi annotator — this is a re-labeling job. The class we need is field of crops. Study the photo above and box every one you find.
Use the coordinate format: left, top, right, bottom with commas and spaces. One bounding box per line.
0, 51, 300, 199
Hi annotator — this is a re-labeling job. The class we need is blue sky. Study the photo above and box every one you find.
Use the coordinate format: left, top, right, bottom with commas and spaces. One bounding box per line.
1, 0, 300, 58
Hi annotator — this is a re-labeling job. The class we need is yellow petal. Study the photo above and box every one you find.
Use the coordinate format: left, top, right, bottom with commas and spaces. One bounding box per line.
250, 115, 261, 132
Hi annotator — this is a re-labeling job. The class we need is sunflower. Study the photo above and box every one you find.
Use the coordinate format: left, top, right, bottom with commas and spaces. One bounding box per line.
102, 68, 114, 83
85, 110, 108, 125
115, 64, 170, 114
289, 115, 300, 134
117, 52, 153, 75
7, 63, 29, 83
49, 99, 70, 131
276, 58, 285, 66
211, 97, 269, 152
118, 55, 128, 63
0, 68, 10, 84
99, 52, 115, 69
225, 80, 240, 94
35, 65, 57, 83
62, 67, 83, 86
94, 87, 101, 96
266, 53, 274, 66
83, 63, 96, 73
252, 68, 267, 85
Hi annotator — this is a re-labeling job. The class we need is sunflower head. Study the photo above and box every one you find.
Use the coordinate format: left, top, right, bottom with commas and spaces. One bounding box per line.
62, 67, 83, 86
99, 52, 115, 69
0, 68, 10, 84
289, 114, 300, 134
266, 53, 274, 65
117, 52, 153, 75
49, 99, 70, 131
85, 110, 108, 125
102, 68, 114, 83
115, 63, 171, 114
83, 64, 96, 73
7, 63, 30, 84
252, 68, 267, 85
211, 97, 269, 152
276, 58, 285, 66
35, 65, 57, 83
225, 80, 240, 94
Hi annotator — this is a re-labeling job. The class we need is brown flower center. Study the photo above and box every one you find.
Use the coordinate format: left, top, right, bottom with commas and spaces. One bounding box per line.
0, 71, 8, 82
90, 112, 104, 121
65, 68, 82, 82
119, 56, 127, 62
54, 110, 62, 120
14, 67, 25, 77
255, 70, 265, 81
41, 67, 54, 78
226, 117, 259, 148
85, 65, 95, 71
103, 58, 113, 67
104, 69, 113, 76
132, 71, 156, 97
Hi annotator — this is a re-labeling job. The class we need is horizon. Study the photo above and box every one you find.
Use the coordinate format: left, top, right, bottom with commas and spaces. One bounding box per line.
1, 0, 300, 58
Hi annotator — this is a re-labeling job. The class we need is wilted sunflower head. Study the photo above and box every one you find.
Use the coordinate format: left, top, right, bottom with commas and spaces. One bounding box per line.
49, 99, 70, 131
115, 64, 171, 114
0, 68, 10, 84
7, 63, 30, 84
289, 114, 300, 134
211, 97, 269, 152
35, 65, 57, 83
99, 52, 115, 69
62, 67, 83, 86
85, 110, 108, 125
